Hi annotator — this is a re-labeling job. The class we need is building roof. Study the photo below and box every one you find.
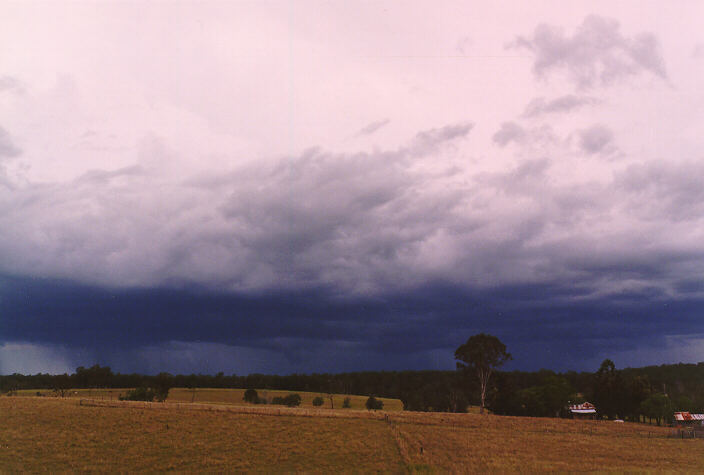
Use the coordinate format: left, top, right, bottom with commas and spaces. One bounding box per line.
674, 412, 704, 421
569, 402, 597, 414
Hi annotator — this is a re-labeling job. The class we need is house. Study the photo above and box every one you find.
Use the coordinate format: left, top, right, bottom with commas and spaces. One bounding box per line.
569, 402, 597, 420
674, 412, 704, 427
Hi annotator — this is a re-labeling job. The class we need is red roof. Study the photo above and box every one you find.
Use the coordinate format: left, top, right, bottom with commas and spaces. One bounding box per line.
674, 412, 704, 421
569, 402, 596, 411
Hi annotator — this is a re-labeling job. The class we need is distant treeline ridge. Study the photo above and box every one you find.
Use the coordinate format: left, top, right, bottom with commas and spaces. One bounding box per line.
3, 362, 704, 422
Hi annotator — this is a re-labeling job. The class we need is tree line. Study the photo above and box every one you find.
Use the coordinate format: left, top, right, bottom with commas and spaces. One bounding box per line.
2, 341, 704, 424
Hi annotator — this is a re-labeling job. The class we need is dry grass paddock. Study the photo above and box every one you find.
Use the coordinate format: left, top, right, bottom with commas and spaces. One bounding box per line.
2, 396, 704, 472
19, 387, 404, 411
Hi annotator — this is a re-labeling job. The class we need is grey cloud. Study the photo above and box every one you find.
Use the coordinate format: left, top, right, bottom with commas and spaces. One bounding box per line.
522, 95, 598, 117
455, 36, 472, 55
491, 122, 558, 152
410, 122, 473, 154
478, 158, 551, 196
357, 119, 390, 136
616, 160, 704, 222
493, 122, 526, 146
0, 127, 21, 159
1, 116, 702, 311
578, 124, 615, 155
75, 165, 145, 185
0, 122, 475, 294
0, 76, 25, 95
513, 15, 667, 89
693, 43, 704, 59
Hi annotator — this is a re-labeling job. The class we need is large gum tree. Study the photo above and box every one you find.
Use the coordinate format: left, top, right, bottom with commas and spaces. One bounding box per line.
455, 333, 512, 414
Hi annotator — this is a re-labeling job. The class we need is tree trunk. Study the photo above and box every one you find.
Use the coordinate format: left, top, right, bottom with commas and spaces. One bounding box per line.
479, 382, 486, 414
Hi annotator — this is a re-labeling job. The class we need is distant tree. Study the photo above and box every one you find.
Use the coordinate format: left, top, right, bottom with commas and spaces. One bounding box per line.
455, 334, 512, 414
120, 387, 157, 402
342, 397, 352, 408
366, 395, 384, 410
312, 396, 325, 407
625, 375, 651, 422
75, 365, 113, 389
641, 393, 673, 426
327, 378, 336, 409
53, 373, 71, 398
540, 374, 576, 418
271, 393, 302, 407
153, 373, 172, 402
243, 388, 259, 404
512, 373, 575, 417
285, 393, 302, 407
675, 394, 694, 412
593, 359, 622, 419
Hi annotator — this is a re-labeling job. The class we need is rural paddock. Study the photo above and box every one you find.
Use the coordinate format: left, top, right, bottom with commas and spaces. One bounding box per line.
2, 396, 704, 472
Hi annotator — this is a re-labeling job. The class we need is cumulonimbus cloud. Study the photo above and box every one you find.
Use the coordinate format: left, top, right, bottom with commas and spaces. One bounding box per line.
1, 113, 702, 307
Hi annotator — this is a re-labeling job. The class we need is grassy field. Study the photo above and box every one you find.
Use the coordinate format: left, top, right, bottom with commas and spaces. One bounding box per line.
17, 387, 404, 411
2, 396, 704, 472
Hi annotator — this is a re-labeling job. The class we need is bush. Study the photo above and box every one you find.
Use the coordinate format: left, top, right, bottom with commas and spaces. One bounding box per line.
271, 393, 302, 407
120, 387, 157, 402
244, 388, 259, 404
118, 385, 169, 402
312, 396, 325, 407
153, 373, 172, 402
366, 395, 384, 411
343, 397, 351, 409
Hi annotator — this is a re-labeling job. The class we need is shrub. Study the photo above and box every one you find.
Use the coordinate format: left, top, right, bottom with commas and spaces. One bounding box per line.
366, 395, 384, 411
343, 397, 351, 409
244, 388, 259, 404
118, 385, 169, 402
120, 387, 157, 402
271, 393, 302, 407
153, 373, 172, 402
312, 396, 325, 407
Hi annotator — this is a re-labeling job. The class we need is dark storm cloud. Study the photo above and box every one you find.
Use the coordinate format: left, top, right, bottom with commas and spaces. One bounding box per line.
357, 119, 390, 136
0, 127, 21, 159
2, 115, 703, 373
522, 95, 598, 117
512, 15, 667, 89
2, 274, 704, 373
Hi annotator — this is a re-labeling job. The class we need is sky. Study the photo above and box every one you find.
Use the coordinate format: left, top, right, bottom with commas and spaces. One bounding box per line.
2, 1, 704, 375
